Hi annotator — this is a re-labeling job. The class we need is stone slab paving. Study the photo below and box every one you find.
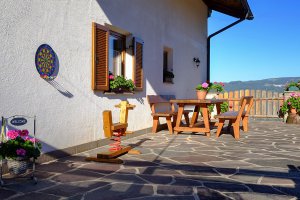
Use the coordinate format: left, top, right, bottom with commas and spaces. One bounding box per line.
1, 121, 300, 199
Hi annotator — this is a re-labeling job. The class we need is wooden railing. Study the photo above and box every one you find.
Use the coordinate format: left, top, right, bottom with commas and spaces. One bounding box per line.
219, 90, 284, 118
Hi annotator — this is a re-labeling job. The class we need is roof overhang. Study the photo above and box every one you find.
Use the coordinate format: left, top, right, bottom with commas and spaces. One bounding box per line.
202, 0, 254, 20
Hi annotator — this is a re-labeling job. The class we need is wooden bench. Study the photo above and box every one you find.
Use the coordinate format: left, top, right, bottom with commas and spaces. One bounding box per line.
215, 96, 254, 139
147, 95, 190, 134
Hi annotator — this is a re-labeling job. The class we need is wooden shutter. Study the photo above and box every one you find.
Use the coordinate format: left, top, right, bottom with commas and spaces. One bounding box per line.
133, 37, 144, 90
92, 22, 109, 91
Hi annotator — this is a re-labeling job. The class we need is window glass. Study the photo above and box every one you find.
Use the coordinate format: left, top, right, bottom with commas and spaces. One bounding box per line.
163, 47, 174, 83
109, 34, 124, 76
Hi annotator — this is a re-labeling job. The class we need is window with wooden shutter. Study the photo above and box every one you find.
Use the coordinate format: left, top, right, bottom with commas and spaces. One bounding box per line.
92, 23, 144, 92
133, 37, 144, 90
92, 22, 109, 91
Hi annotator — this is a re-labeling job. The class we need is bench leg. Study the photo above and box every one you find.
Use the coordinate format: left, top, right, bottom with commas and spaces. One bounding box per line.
152, 116, 159, 133
233, 121, 240, 140
242, 116, 249, 132
216, 119, 225, 138
166, 116, 173, 134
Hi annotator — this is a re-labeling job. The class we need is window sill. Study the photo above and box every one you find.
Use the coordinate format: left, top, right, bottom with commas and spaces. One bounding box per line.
163, 81, 174, 84
104, 92, 135, 95
163, 77, 174, 84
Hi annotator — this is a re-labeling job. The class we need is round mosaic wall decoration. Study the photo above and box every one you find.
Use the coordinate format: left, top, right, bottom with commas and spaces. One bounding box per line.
35, 44, 56, 77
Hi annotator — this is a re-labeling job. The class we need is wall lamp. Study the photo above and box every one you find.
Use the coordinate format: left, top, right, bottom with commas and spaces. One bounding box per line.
193, 57, 200, 68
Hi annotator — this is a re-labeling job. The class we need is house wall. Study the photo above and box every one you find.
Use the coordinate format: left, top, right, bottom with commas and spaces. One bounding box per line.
0, 0, 208, 152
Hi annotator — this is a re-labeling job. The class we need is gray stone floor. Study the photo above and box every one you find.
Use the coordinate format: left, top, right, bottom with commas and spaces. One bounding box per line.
1, 121, 300, 200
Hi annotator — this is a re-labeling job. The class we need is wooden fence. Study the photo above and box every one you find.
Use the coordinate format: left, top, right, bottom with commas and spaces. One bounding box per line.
219, 90, 284, 118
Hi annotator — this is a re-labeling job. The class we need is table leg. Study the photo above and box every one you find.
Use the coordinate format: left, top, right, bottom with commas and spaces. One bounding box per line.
174, 104, 184, 134
190, 105, 200, 127
201, 104, 210, 137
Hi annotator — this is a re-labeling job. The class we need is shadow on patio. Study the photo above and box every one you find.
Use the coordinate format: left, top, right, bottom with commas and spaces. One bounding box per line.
1, 120, 300, 199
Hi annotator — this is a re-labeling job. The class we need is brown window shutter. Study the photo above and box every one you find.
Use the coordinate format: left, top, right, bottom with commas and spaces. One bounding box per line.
92, 22, 109, 91
133, 37, 144, 90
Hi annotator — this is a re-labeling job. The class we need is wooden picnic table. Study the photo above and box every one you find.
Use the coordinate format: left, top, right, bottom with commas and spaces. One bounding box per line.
170, 99, 227, 136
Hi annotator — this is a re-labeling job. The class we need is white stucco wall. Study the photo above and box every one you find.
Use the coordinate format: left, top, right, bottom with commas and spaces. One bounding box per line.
0, 0, 207, 152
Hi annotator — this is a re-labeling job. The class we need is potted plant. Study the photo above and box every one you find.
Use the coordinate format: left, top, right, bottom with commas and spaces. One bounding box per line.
195, 82, 211, 99
220, 102, 229, 113
284, 80, 300, 91
210, 82, 225, 93
1, 129, 42, 174
206, 82, 225, 101
109, 75, 135, 93
280, 92, 300, 124
163, 70, 175, 83
208, 101, 229, 119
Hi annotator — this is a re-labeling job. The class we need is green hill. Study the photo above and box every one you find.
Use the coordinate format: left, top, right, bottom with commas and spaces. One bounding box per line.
224, 77, 300, 92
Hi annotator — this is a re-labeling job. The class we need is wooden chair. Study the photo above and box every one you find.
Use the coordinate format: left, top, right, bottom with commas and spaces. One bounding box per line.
215, 96, 254, 139
147, 95, 190, 134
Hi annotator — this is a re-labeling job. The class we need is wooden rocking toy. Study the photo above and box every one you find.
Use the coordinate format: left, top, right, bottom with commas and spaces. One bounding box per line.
86, 101, 139, 163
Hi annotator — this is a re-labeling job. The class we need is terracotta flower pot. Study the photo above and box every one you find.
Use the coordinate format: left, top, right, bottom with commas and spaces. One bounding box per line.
286, 107, 300, 124
290, 108, 297, 114
196, 90, 207, 100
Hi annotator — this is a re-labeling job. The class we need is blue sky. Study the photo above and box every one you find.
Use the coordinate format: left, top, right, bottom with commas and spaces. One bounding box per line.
209, 0, 300, 82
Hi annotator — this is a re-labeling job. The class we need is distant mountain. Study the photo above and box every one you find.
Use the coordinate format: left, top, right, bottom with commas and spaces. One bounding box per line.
224, 77, 300, 92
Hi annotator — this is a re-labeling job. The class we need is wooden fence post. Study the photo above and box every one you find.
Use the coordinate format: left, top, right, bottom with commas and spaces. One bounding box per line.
256, 90, 261, 116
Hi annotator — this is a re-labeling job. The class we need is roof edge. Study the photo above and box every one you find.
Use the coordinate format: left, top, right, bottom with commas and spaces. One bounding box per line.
203, 0, 254, 20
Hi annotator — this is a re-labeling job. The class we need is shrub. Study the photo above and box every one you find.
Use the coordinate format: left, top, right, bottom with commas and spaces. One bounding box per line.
109, 75, 135, 92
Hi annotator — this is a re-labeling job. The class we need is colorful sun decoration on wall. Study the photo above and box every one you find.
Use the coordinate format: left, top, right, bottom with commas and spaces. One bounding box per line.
35, 44, 56, 79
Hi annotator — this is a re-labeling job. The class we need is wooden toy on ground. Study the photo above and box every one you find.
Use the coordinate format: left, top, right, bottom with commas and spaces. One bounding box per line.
86, 101, 140, 163
115, 101, 136, 134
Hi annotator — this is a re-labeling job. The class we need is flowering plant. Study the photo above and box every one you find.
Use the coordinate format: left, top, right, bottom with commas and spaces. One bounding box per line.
1, 129, 41, 159
109, 74, 135, 92
210, 82, 225, 93
196, 82, 212, 91
281, 92, 300, 114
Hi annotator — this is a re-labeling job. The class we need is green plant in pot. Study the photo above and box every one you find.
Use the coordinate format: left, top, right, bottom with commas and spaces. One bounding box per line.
220, 102, 229, 113
163, 70, 174, 78
195, 82, 211, 99
285, 81, 300, 91
210, 82, 225, 93
1, 129, 42, 175
207, 102, 229, 118
280, 92, 300, 124
281, 93, 300, 114
109, 75, 135, 93
163, 70, 174, 83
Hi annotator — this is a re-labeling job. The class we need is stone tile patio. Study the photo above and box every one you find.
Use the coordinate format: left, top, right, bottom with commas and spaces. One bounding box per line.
1, 121, 300, 200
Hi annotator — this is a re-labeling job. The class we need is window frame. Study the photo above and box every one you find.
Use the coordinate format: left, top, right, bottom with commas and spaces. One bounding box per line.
91, 22, 144, 92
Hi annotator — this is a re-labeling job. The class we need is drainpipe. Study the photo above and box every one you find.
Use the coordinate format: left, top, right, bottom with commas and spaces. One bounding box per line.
207, 18, 245, 82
